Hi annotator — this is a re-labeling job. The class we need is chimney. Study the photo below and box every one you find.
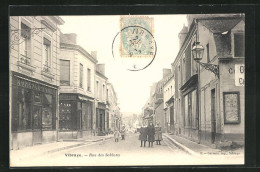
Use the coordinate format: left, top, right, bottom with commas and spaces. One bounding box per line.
178, 25, 188, 49
97, 64, 105, 75
62, 33, 77, 44
91, 51, 97, 60
163, 68, 171, 78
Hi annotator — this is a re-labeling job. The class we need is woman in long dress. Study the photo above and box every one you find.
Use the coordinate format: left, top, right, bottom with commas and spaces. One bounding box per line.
139, 124, 147, 147
147, 122, 155, 147
154, 123, 163, 145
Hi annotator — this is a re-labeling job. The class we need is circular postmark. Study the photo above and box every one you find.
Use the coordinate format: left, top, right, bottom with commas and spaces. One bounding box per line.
112, 26, 157, 71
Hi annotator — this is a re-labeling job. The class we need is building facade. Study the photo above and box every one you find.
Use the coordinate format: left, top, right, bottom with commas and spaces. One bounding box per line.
10, 16, 64, 149
163, 74, 175, 134
58, 33, 98, 139
95, 64, 108, 135
171, 14, 245, 148
107, 82, 121, 131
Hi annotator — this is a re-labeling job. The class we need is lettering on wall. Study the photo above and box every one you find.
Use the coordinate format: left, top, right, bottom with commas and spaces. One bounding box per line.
14, 76, 56, 95
235, 64, 244, 86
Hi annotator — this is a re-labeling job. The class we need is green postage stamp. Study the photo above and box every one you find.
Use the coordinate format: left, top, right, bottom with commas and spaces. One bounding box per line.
120, 16, 155, 58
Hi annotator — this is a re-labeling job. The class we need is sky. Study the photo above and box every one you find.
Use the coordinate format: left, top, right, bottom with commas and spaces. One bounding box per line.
60, 15, 187, 115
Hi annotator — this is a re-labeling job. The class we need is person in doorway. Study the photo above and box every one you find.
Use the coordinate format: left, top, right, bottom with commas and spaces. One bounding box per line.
114, 129, 120, 142
154, 123, 163, 145
121, 126, 126, 140
147, 122, 155, 147
139, 124, 147, 147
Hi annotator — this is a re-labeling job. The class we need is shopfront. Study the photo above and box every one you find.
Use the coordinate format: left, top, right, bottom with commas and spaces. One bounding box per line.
180, 74, 199, 143
11, 73, 58, 150
96, 102, 106, 135
59, 93, 94, 139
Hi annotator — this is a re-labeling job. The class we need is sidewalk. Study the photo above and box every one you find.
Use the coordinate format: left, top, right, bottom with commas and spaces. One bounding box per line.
164, 133, 244, 156
10, 134, 113, 162
164, 133, 221, 156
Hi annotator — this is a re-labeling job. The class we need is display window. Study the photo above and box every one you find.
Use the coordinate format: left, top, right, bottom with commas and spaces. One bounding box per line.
59, 101, 75, 130
11, 76, 57, 132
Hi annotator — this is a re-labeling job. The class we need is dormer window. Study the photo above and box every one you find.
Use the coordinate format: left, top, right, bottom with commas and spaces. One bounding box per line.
234, 33, 245, 57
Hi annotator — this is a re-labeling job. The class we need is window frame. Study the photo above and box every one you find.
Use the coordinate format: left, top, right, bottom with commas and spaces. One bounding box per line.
19, 19, 32, 65
87, 68, 91, 92
79, 63, 83, 88
42, 32, 53, 73
60, 59, 70, 86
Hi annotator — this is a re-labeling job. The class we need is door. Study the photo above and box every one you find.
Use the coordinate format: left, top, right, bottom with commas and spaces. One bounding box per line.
32, 105, 42, 145
170, 106, 174, 133
99, 113, 103, 132
211, 89, 216, 144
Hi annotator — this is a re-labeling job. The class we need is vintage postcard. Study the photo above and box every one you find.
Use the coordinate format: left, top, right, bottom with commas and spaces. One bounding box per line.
9, 13, 245, 166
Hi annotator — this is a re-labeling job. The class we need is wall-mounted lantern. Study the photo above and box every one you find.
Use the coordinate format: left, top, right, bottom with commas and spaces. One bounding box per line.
192, 42, 219, 77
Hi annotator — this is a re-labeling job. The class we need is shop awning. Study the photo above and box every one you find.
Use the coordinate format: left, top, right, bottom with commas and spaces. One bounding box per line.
165, 96, 174, 105
143, 114, 155, 119
180, 74, 198, 96
78, 95, 94, 102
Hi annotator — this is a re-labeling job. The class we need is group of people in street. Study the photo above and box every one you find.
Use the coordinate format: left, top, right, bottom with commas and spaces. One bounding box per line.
114, 126, 126, 142
139, 122, 162, 147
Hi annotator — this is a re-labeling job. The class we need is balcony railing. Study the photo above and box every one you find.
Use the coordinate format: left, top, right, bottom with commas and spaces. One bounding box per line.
20, 54, 31, 65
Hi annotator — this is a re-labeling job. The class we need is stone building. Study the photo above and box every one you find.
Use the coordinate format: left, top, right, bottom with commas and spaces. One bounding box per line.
107, 82, 121, 131
171, 14, 245, 148
9, 16, 64, 149
95, 64, 108, 135
58, 33, 97, 139
163, 72, 175, 134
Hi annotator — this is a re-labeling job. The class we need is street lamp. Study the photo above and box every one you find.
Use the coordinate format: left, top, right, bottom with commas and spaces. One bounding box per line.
192, 42, 204, 61
192, 41, 219, 77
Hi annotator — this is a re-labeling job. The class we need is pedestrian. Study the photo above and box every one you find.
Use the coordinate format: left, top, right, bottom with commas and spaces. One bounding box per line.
121, 126, 126, 140
139, 124, 147, 147
114, 129, 120, 142
147, 122, 155, 147
154, 123, 163, 145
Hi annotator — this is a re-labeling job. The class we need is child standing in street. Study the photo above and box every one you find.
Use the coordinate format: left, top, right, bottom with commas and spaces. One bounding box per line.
114, 129, 120, 142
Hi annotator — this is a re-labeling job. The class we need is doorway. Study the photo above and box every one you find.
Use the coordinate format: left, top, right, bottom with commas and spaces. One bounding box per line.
170, 106, 174, 133
211, 89, 216, 144
32, 105, 42, 145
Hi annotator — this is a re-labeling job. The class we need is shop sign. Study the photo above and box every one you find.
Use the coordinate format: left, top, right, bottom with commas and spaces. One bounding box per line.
15, 77, 56, 95
235, 64, 244, 86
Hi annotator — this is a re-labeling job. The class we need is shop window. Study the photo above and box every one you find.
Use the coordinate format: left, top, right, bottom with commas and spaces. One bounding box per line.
234, 33, 245, 57
43, 38, 51, 72
184, 95, 189, 127
59, 102, 73, 130
20, 23, 31, 65
82, 103, 92, 130
16, 88, 32, 131
60, 60, 70, 86
191, 90, 197, 129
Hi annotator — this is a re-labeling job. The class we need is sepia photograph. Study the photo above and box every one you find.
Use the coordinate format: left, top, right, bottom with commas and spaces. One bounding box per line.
9, 12, 245, 166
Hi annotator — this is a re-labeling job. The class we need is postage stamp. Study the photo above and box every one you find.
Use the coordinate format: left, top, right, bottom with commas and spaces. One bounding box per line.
120, 16, 155, 58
